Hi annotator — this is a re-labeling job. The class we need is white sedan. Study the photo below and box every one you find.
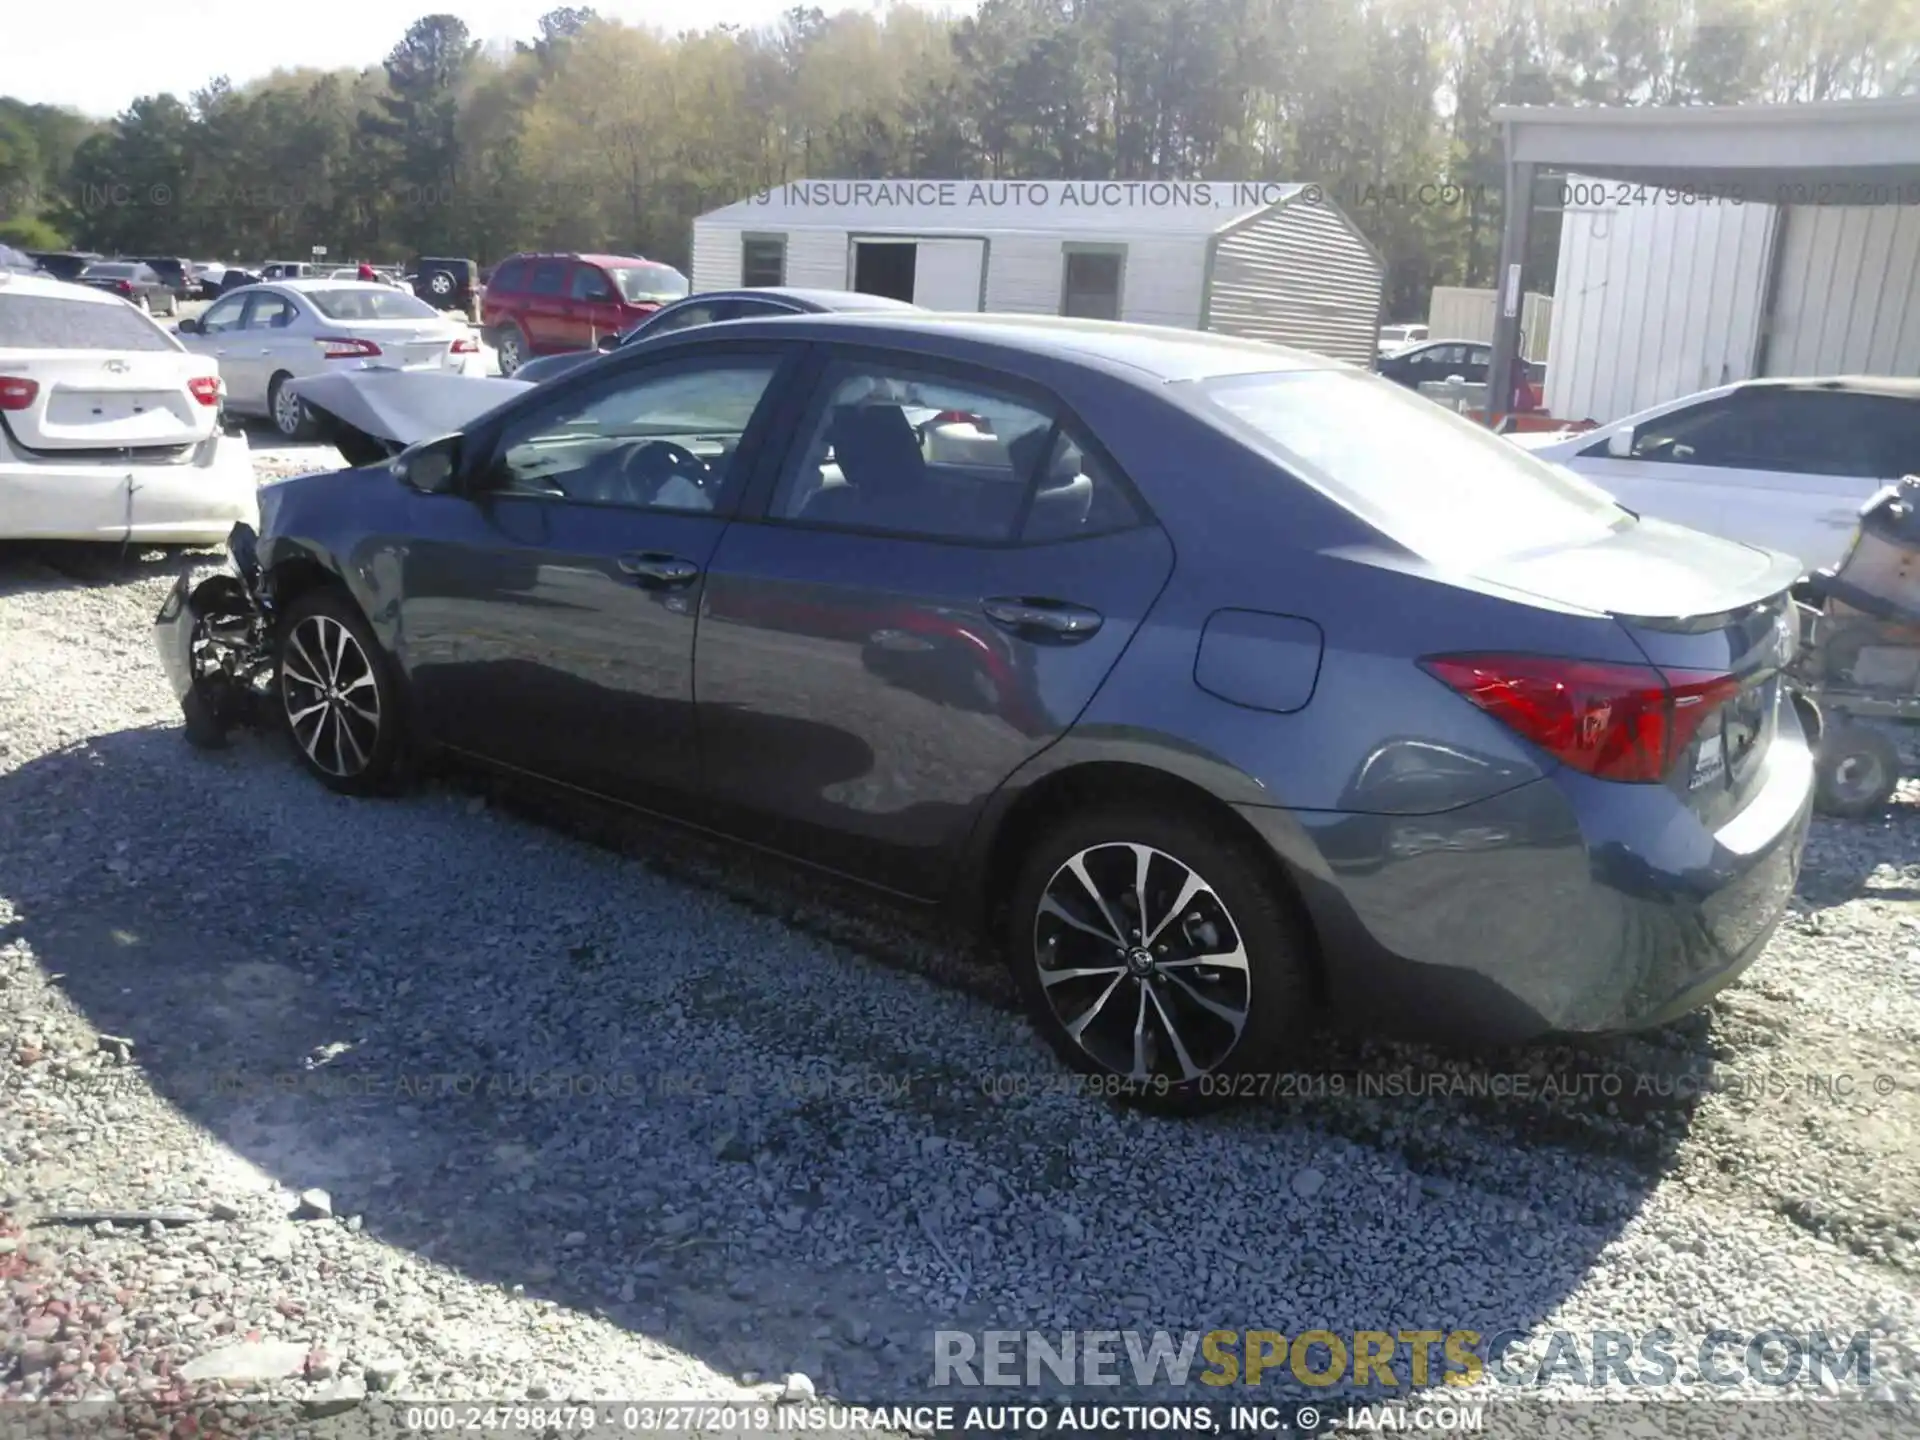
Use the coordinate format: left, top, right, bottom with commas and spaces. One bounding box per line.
174, 280, 484, 440
0, 271, 256, 546
1513, 377, 1920, 573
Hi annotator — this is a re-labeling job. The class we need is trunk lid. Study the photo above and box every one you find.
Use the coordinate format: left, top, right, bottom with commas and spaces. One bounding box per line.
0, 351, 216, 450
1477, 515, 1803, 824
326, 321, 467, 369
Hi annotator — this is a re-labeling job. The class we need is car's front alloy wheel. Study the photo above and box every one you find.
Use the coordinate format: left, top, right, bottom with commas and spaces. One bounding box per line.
1010, 806, 1314, 1110
278, 589, 405, 795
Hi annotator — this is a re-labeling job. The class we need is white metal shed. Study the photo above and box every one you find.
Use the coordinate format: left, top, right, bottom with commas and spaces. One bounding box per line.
1546, 177, 1920, 424
689, 180, 1387, 366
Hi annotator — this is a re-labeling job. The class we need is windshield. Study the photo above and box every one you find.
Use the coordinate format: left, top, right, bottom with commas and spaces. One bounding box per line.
1194, 368, 1629, 569
606, 263, 689, 304
305, 288, 441, 322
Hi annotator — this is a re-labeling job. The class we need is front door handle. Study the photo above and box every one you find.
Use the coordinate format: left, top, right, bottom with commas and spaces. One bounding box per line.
618, 552, 701, 587
982, 596, 1103, 641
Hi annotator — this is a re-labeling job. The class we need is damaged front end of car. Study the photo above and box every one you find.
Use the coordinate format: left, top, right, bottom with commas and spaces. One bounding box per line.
153, 521, 279, 748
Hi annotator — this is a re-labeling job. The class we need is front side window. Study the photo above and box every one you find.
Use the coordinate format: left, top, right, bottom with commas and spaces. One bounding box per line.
242, 294, 297, 330
570, 265, 617, 302
769, 363, 1059, 542
485, 358, 780, 512
605, 263, 690, 304
639, 302, 721, 338
198, 295, 248, 334
1195, 367, 1628, 570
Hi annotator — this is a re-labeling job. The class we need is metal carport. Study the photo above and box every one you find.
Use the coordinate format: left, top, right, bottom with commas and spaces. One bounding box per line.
1488, 97, 1920, 423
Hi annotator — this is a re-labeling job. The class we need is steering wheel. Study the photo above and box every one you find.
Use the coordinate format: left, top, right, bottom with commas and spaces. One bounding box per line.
614, 439, 712, 506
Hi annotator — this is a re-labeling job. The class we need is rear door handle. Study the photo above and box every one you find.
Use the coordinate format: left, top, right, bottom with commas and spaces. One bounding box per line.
982, 597, 1103, 641
617, 552, 701, 587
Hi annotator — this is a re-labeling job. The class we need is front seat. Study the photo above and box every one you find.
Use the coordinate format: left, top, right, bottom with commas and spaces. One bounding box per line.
799, 405, 928, 528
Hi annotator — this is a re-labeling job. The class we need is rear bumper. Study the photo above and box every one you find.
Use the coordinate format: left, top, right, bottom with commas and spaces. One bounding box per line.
0, 432, 257, 544
1239, 725, 1815, 1044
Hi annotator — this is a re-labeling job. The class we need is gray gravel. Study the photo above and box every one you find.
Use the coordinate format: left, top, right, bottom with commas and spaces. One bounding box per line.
0, 518, 1917, 1432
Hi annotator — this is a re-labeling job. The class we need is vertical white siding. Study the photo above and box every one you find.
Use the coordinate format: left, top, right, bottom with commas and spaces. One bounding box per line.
1765, 205, 1920, 377
909, 238, 986, 310
785, 228, 851, 289
691, 222, 740, 291
1116, 237, 1206, 327
1204, 199, 1384, 366
983, 235, 1062, 313
1544, 179, 1776, 425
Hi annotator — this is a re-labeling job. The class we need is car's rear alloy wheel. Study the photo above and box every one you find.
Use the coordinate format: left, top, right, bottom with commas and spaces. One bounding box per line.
1010, 807, 1314, 1111
278, 589, 404, 795
495, 325, 525, 376
269, 373, 315, 441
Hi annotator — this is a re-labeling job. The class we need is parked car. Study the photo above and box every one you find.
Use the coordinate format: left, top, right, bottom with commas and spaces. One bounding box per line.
173, 280, 484, 440
152, 311, 1814, 1110
481, 252, 691, 376
131, 257, 197, 301
218, 266, 263, 294
0, 270, 254, 544
261, 261, 320, 281
75, 261, 179, 316
26, 250, 102, 282
1513, 377, 1920, 574
1376, 337, 1544, 408
0, 244, 37, 274
511, 287, 923, 386
194, 262, 230, 299
412, 256, 479, 312
1377, 322, 1429, 353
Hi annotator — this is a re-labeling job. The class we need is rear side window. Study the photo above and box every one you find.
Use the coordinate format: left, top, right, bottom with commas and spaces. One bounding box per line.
0, 294, 178, 351
489, 260, 527, 293
1195, 368, 1627, 569
529, 261, 567, 295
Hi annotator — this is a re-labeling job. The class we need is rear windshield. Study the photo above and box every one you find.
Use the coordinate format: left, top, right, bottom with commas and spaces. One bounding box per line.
0, 293, 179, 351
306, 288, 440, 322
85, 263, 135, 278
606, 263, 690, 304
1194, 368, 1628, 568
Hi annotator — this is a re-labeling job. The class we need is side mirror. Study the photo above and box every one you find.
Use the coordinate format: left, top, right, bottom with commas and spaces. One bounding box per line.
597, 332, 620, 352
393, 433, 463, 494
1605, 428, 1635, 459
175, 317, 201, 335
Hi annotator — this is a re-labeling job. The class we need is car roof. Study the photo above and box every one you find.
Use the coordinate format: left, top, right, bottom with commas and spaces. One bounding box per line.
690, 311, 1345, 383
0, 271, 133, 304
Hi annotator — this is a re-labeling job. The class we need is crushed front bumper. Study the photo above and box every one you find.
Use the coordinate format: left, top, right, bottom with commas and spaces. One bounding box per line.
154, 522, 278, 748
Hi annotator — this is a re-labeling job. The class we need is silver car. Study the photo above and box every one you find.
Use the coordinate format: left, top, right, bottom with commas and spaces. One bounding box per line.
173, 280, 485, 439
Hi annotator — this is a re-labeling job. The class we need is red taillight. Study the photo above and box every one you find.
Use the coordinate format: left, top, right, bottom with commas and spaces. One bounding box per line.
450, 336, 479, 354
1419, 653, 1742, 783
317, 336, 382, 359
116, 281, 133, 295
188, 375, 221, 407
0, 376, 39, 410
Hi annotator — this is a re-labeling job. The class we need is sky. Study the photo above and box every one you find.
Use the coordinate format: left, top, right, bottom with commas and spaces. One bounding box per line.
2, 0, 881, 119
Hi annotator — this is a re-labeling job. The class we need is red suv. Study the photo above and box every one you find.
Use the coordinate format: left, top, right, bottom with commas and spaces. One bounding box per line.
481, 252, 691, 376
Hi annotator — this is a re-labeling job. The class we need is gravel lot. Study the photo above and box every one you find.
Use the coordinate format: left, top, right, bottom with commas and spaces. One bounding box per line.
1, 438, 1918, 1433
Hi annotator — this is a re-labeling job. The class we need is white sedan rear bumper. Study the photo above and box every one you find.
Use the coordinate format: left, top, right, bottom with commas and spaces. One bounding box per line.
0, 429, 258, 545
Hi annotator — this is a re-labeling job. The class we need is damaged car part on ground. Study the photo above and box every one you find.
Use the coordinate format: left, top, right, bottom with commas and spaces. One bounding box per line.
153, 311, 1820, 1111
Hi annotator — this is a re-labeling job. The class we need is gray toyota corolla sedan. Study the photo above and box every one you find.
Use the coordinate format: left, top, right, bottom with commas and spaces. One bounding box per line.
153, 312, 1816, 1110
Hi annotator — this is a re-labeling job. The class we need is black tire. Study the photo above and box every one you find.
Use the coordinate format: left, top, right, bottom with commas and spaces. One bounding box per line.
276, 587, 407, 796
1006, 803, 1316, 1113
268, 372, 316, 441
494, 323, 528, 377
1814, 721, 1901, 818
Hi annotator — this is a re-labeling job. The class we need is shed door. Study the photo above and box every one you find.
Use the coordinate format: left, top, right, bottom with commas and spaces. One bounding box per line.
911, 238, 985, 312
